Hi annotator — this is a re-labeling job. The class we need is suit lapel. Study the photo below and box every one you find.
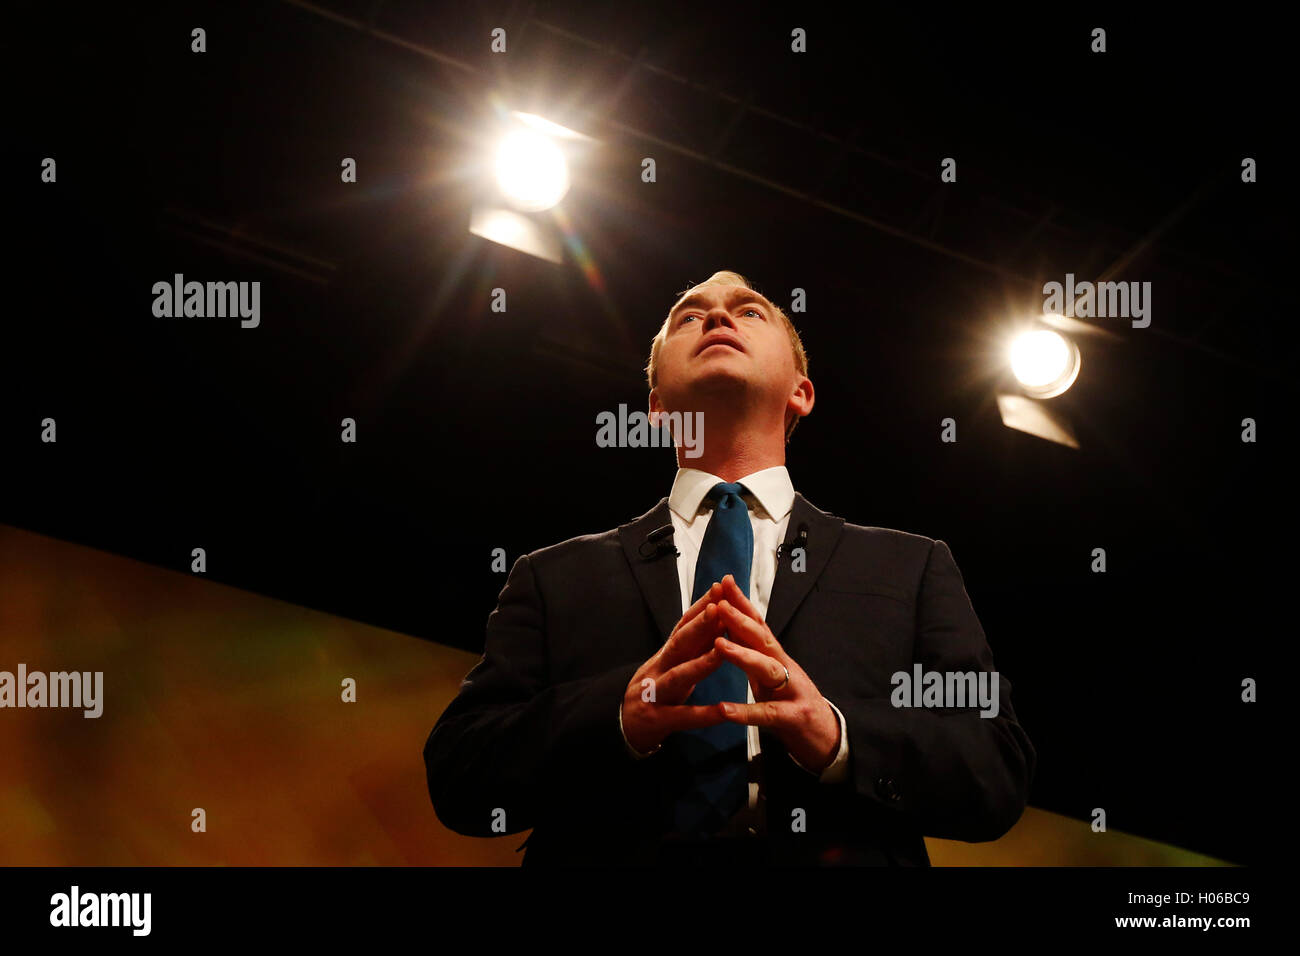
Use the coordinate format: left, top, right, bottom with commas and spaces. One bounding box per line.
618, 492, 844, 652
764, 493, 845, 640
618, 498, 683, 650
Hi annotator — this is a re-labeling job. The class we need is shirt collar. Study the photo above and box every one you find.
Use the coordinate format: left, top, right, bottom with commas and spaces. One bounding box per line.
668, 465, 795, 522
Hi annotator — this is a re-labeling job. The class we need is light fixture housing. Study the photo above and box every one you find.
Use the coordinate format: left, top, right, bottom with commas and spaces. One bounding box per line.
471, 110, 596, 262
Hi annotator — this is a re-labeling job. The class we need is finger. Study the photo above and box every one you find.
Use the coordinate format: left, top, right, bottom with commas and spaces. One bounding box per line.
669, 581, 725, 638
719, 700, 796, 728
654, 647, 725, 702
718, 574, 765, 625
658, 703, 729, 735
716, 600, 788, 663
714, 636, 788, 697
659, 603, 724, 669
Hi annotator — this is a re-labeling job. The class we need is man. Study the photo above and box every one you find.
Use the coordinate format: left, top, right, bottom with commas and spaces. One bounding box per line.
424, 270, 1035, 865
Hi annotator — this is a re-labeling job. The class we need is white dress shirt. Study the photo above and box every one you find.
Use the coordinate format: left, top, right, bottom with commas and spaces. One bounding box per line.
619, 465, 850, 809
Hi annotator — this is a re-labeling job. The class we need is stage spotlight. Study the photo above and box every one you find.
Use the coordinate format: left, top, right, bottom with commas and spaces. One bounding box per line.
494, 128, 570, 212
1009, 328, 1080, 399
472, 111, 594, 262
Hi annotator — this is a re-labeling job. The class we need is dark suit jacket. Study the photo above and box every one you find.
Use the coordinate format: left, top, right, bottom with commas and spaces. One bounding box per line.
424, 493, 1035, 865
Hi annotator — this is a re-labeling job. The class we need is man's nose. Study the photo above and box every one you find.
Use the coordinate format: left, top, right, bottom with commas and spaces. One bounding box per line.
701, 308, 737, 332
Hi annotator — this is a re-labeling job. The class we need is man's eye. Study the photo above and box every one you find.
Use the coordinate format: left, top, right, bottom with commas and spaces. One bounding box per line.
742, 308, 761, 317
680, 314, 698, 323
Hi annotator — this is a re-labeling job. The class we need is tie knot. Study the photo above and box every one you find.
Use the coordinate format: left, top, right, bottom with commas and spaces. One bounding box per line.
706, 481, 748, 509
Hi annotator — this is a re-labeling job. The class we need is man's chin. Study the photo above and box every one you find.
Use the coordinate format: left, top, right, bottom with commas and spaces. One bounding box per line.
681, 367, 754, 394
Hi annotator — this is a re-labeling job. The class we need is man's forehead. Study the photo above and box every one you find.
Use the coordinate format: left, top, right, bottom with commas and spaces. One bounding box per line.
668, 283, 773, 317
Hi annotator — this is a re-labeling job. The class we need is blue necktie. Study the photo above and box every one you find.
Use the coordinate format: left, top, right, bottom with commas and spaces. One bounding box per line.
670, 481, 753, 836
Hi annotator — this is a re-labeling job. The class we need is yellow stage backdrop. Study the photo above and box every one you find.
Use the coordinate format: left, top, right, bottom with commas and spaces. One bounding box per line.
0, 526, 1229, 866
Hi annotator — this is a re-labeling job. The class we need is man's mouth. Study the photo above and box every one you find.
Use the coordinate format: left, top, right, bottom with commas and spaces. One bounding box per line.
695, 334, 745, 355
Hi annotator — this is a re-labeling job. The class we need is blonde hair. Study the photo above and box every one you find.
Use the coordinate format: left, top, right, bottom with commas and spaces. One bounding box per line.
645, 270, 809, 440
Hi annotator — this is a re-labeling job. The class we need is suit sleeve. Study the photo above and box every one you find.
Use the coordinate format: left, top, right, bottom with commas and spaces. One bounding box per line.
422, 553, 641, 837
835, 539, 1036, 842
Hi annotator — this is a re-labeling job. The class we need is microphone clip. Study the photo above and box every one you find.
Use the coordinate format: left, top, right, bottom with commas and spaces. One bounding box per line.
776, 523, 809, 566
639, 524, 680, 560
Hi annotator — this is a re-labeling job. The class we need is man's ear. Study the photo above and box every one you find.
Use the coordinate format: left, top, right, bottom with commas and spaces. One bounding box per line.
788, 376, 814, 420
648, 388, 663, 427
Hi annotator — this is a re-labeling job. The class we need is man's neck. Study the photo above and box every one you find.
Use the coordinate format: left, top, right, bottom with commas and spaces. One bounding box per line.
676, 428, 785, 483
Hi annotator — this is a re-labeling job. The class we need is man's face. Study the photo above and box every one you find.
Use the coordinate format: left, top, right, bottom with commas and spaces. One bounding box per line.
651, 281, 808, 425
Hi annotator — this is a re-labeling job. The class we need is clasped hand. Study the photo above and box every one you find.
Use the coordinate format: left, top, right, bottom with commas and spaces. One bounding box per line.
621, 574, 841, 773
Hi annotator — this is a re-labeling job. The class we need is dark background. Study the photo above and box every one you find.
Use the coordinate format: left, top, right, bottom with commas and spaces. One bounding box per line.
3, 1, 1286, 864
